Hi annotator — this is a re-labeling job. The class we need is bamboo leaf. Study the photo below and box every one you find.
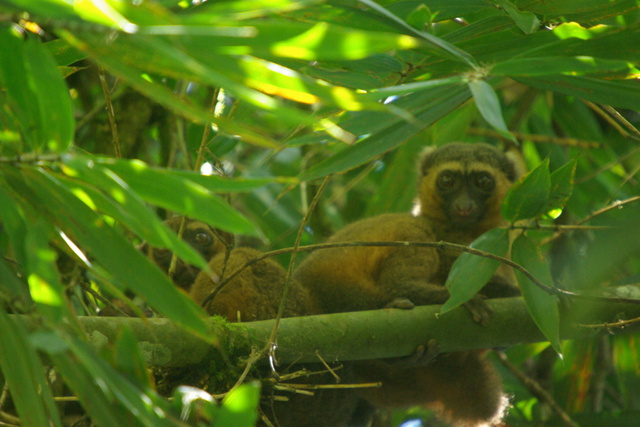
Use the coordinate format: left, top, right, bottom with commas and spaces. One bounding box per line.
548, 160, 577, 214
441, 228, 509, 314
512, 234, 561, 354
0, 311, 62, 426
86, 157, 258, 236
300, 83, 471, 180
60, 157, 208, 269
502, 158, 551, 222
16, 167, 211, 338
468, 79, 516, 143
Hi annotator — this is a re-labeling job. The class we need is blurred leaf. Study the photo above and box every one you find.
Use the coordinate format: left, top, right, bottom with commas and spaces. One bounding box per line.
87, 156, 258, 236
0, 24, 74, 153
300, 83, 471, 180
517, 0, 640, 24
59, 157, 208, 269
516, 75, 640, 111
113, 328, 154, 388
217, 382, 261, 426
468, 79, 517, 143
441, 228, 509, 314
0, 311, 62, 426
548, 159, 577, 214
496, 0, 540, 34
512, 234, 561, 354
406, 4, 432, 31
0, 179, 29, 276
359, 0, 478, 67
49, 336, 180, 427
22, 33, 75, 152
492, 56, 638, 77
58, 29, 281, 148
45, 38, 86, 66
502, 158, 551, 222
25, 221, 65, 321
13, 167, 211, 338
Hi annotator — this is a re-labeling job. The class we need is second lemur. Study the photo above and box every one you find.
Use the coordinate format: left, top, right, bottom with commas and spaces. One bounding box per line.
294, 142, 523, 426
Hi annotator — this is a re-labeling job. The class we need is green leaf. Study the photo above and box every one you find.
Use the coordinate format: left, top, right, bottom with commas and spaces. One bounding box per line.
492, 56, 638, 77
502, 158, 551, 222
0, 24, 40, 153
516, 75, 640, 111
467, 79, 517, 143
23, 37, 75, 152
0, 24, 74, 153
406, 4, 432, 31
217, 382, 261, 426
512, 234, 561, 354
359, 0, 478, 67
113, 328, 154, 388
0, 311, 62, 426
14, 167, 211, 338
59, 157, 208, 269
0, 179, 29, 277
517, 0, 639, 24
548, 160, 577, 214
441, 228, 509, 314
300, 83, 471, 180
89, 157, 258, 236
94, 156, 297, 192
58, 29, 280, 148
25, 221, 66, 321
496, 0, 540, 34
50, 337, 178, 427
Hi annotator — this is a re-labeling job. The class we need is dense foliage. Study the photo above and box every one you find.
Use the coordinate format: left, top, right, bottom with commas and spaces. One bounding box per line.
1, 0, 640, 426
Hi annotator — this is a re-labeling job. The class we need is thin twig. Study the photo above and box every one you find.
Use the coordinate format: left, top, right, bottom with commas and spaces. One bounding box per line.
205, 240, 640, 306
262, 176, 331, 359
577, 196, 640, 225
97, 67, 121, 158
467, 128, 601, 148
194, 88, 220, 173
579, 316, 640, 330
495, 351, 578, 427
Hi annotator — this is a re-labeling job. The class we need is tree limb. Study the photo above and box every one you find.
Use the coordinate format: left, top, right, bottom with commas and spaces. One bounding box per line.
10, 297, 640, 367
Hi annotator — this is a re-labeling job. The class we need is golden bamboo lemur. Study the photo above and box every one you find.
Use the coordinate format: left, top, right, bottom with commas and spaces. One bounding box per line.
190, 248, 359, 427
294, 142, 523, 426
190, 247, 319, 321
142, 217, 232, 291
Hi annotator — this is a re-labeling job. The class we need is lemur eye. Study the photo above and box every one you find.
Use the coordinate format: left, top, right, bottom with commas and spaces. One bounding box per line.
437, 171, 457, 191
152, 247, 171, 260
193, 231, 213, 247
475, 173, 494, 192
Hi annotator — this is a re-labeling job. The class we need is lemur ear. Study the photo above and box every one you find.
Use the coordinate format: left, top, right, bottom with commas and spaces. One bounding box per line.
417, 145, 438, 176
504, 148, 527, 181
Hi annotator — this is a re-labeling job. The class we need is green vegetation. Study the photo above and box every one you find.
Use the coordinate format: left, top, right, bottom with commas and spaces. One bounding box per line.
1, 1, 640, 425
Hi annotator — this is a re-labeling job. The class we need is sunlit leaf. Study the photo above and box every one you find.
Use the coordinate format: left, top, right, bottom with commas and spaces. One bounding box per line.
92, 157, 258, 236
60, 156, 208, 269
25, 221, 66, 321
300, 83, 471, 180
14, 167, 211, 338
217, 382, 261, 426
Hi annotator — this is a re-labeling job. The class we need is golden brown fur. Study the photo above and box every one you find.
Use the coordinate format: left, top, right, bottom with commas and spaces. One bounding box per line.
190, 248, 357, 427
294, 142, 523, 426
190, 247, 318, 321
143, 217, 232, 291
